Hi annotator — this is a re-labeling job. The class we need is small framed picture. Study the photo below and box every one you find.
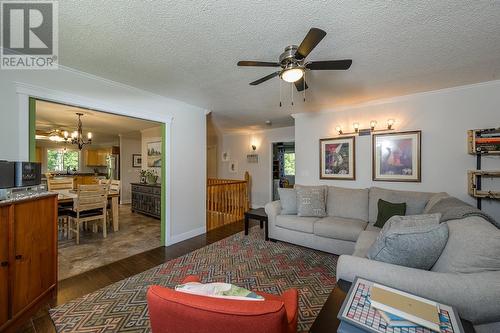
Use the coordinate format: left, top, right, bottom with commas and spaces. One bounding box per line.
222, 151, 230, 162
372, 131, 421, 182
132, 154, 142, 168
320, 136, 356, 180
140, 176, 146, 184
228, 161, 238, 173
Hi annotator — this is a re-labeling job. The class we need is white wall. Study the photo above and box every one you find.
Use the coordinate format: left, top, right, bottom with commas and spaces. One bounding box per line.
294, 80, 500, 221
220, 126, 295, 207
119, 133, 142, 204
0, 67, 207, 244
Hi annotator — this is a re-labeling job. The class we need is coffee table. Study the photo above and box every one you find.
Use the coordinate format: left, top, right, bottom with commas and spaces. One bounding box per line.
309, 279, 475, 333
244, 208, 269, 240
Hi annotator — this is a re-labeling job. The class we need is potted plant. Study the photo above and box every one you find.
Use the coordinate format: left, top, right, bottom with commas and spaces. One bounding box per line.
141, 169, 158, 184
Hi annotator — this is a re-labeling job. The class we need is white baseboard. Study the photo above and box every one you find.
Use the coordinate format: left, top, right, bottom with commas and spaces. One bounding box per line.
167, 226, 206, 245
120, 199, 131, 205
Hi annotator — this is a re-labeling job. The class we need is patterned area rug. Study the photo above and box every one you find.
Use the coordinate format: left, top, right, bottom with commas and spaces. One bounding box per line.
50, 227, 339, 332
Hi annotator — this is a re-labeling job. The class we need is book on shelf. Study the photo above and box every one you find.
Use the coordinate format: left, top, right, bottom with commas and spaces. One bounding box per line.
370, 283, 441, 332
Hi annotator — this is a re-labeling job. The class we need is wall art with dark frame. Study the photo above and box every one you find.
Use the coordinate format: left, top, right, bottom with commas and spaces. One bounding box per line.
319, 136, 356, 180
372, 130, 421, 182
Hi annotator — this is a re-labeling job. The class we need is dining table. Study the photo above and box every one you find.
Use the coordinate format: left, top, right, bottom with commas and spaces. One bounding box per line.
52, 189, 121, 231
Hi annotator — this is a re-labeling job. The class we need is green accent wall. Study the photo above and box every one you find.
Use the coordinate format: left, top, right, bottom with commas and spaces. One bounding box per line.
28, 97, 36, 162
161, 123, 166, 246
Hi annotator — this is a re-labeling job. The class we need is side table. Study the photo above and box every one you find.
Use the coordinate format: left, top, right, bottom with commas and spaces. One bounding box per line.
244, 208, 269, 241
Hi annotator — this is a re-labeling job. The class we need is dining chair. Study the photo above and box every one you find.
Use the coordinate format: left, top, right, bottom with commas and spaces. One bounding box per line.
99, 179, 120, 225
68, 184, 108, 244
48, 177, 74, 239
47, 177, 74, 191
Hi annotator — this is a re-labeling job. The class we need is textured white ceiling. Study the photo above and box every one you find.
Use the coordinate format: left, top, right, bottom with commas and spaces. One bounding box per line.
57, 1, 500, 131
36, 100, 160, 143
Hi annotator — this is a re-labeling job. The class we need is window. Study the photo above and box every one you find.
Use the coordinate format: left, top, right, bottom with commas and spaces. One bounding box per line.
284, 152, 295, 176
47, 149, 79, 172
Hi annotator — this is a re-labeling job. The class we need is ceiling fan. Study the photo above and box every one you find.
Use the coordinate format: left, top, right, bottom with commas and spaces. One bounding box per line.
237, 28, 352, 91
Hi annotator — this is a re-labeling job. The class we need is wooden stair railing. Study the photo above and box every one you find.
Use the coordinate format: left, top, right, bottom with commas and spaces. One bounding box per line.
207, 171, 250, 231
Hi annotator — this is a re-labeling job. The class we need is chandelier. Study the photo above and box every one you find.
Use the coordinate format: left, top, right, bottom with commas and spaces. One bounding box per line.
63, 113, 92, 150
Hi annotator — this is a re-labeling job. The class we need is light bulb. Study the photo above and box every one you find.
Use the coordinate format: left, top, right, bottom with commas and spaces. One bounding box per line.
335, 126, 343, 134
87, 132, 92, 140
370, 120, 377, 130
63, 131, 68, 138
353, 122, 360, 132
387, 119, 395, 129
281, 68, 304, 83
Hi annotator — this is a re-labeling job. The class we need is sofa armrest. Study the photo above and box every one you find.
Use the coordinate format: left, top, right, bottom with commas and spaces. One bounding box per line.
264, 200, 282, 226
337, 255, 500, 325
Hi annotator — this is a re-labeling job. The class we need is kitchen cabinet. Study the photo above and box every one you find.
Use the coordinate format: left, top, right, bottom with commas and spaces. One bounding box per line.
0, 194, 57, 331
85, 148, 112, 167
73, 175, 99, 189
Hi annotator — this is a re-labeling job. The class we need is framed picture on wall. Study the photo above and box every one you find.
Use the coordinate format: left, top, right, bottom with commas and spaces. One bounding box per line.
319, 136, 356, 180
147, 141, 162, 167
132, 154, 142, 168
372, 131, 421, 182
228, 161, 238, 173
222, 151, 230, 162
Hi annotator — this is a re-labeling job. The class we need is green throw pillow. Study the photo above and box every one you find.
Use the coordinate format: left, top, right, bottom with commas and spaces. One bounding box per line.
375, 199, 406, 228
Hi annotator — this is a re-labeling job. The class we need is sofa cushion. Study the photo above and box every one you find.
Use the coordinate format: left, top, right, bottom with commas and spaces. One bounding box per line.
276, 215, 318, 233
431, 217, 500, 273
327, 186, 369, 221
365, 224, 382, 232
423, 192, 449, 214
368, 214, 448, 270
296, 186, 327, 217
313, 217, 367, 242
278, 188, 297, 215
374, 199, 406, 228
368, 187, 434, 223
353, 230, 380, 258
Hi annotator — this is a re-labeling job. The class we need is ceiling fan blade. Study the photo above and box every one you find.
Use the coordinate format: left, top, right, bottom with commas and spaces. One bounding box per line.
238, 61, 280, 67
249, 72, 280, 85
294, 77, 308, 91
306, 59, 352, 70
295, 28, 327, 60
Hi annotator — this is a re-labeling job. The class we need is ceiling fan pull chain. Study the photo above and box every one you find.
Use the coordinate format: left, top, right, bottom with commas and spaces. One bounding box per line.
303, 72, 306, 102
291, 82, 294, 106
279, 79, 282, 107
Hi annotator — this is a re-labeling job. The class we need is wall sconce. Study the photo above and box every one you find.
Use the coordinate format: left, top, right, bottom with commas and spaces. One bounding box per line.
387, 118, 395, 130
336, 119, 396, 136
251, 145, 257, 151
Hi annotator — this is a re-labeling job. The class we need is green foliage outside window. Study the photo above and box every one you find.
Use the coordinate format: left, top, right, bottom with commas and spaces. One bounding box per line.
47, 149, 79, 171
284, 152, 295, 176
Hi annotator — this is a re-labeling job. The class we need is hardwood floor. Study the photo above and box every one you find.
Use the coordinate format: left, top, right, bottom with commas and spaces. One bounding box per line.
16, 219, 257, 333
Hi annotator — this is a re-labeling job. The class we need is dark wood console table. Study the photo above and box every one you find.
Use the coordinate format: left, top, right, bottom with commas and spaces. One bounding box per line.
131, 183, 161, 219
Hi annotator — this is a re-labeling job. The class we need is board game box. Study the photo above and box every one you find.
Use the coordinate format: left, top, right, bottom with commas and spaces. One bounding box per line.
337, 277, 464, 333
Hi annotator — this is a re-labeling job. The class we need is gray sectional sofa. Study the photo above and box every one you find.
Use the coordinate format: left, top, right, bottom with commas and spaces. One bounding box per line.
264, 186, 500, 333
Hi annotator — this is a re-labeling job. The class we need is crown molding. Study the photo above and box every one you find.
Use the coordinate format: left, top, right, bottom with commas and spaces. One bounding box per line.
291, 79, 500, 118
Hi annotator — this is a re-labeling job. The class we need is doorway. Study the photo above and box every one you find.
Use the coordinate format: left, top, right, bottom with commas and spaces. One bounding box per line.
272, 142, 295, 201
29, 98, 167, 280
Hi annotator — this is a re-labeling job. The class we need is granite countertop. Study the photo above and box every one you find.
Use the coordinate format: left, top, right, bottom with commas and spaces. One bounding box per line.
0, 191, 57, 207
46, 173, 107, 177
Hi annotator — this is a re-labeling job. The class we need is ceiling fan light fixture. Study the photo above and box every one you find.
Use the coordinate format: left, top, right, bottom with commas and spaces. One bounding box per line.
281, 67, 304, 83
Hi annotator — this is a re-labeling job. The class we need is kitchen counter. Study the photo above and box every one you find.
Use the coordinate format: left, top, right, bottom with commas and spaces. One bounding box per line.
48, 172, 107, 177
0, 191, 57, 207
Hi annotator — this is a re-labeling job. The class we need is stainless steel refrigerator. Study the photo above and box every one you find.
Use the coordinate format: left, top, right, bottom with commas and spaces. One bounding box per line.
106, 154, 119, 180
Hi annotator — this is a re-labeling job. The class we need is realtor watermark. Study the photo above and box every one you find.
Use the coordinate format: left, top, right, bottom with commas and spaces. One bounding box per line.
1, 0, 58, 69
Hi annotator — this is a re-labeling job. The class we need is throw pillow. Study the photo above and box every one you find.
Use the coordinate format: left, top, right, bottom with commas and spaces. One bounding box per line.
175, 282, 264, 301
296, 186, 327, 217
375, 199, 406, 228
431, 217, 500, 273
277, 188, 297, 215
368, 214, 449, 270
